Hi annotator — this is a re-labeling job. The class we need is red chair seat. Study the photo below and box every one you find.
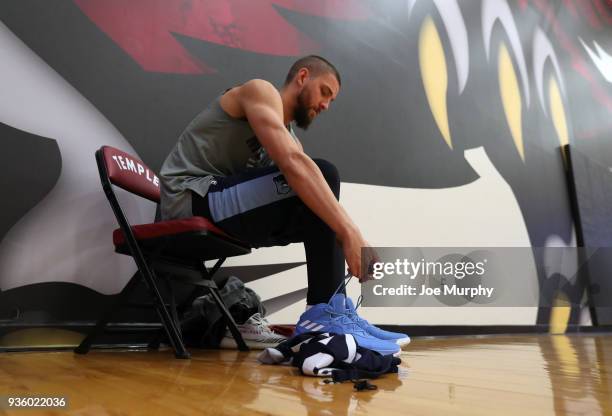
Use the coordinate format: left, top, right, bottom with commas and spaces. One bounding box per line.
113, 216, 234, 245
113, 216, 250, 260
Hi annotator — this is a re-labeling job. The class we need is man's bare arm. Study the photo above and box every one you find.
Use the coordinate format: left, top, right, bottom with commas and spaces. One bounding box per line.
237, 80, 373, 279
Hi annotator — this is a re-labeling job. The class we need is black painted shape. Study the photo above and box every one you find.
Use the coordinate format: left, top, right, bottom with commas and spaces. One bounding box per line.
172, 32, 293, 86
0, 263, 306, 325
0, 282, 113, 323
568, 143, 612, 325
215, 262, 306, 284
0, 122, 62, 245
263, 287, 308, 316
0, 280, 165, 324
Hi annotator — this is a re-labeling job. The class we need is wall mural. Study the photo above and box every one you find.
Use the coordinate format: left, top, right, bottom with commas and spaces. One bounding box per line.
0, 0, 610, 346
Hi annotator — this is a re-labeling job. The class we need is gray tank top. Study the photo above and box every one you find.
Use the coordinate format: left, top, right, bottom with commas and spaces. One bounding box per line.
159, 91, 300, 220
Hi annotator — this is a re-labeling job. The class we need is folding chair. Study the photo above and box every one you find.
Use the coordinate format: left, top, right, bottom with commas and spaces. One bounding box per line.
74, 145, 251, 359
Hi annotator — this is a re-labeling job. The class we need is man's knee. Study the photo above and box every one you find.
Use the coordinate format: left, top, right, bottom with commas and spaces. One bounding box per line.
312, 158, 340, 199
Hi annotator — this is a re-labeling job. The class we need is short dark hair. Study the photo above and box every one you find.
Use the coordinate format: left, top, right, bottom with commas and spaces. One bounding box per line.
284, 55, 341, 87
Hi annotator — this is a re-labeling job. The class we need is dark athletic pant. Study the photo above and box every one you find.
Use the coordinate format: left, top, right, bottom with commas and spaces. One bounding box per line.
192, 159, 345, 305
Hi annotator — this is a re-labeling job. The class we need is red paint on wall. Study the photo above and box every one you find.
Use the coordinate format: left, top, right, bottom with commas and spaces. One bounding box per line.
74, 0, 370, 74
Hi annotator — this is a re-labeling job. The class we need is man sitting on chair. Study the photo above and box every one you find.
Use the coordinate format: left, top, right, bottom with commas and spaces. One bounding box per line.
159, 55, 409, 355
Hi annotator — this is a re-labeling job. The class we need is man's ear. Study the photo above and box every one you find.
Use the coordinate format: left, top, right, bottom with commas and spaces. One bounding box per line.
297, 68, 310, 86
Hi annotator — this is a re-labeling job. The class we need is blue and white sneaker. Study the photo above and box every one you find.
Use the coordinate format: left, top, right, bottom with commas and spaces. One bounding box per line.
295, 294, 400, 356
345, 297, 411, 347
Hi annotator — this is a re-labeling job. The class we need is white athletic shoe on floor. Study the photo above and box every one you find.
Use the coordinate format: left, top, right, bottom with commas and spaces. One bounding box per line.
219, 313, 288, 350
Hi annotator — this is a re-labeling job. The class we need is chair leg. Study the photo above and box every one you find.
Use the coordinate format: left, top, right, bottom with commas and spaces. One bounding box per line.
165, 276, 183, 338
208, 286, 249, 352
74, 272, 140, 354
145, 269, 191, 359
155, 309, 190, 359
146, 275, 183, 353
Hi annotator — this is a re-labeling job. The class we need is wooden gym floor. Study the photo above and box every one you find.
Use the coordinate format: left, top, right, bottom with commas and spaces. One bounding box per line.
1, 334, 611, 415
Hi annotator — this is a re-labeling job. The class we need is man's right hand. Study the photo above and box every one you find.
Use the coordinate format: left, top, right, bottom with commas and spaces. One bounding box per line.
339, 227, 380, 283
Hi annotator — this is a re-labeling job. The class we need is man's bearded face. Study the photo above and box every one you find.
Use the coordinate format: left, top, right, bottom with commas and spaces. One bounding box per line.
294, 87, 314, 130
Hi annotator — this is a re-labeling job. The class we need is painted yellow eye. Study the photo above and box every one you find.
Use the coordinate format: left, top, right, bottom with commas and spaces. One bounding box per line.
549, 76, 569, 151
498, 42, 524, 162
419, 16, 452, 149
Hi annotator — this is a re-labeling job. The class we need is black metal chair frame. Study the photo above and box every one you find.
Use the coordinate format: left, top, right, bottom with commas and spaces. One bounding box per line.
74, 147, 250, 359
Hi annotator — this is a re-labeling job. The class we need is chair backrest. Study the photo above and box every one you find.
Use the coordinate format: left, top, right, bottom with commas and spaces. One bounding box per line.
98, 145, 161, 203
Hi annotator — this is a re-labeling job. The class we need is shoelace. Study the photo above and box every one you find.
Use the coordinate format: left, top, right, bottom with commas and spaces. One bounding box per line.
349, 295, 369, 325
324, 273, 368, 335
355, 295, 363, 309
323, 306, 367, 335
333, 276, 370, 326
330, 272, 353, 299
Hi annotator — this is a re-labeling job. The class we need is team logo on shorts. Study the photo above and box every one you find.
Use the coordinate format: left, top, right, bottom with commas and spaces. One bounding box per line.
273, 174, 291, 195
